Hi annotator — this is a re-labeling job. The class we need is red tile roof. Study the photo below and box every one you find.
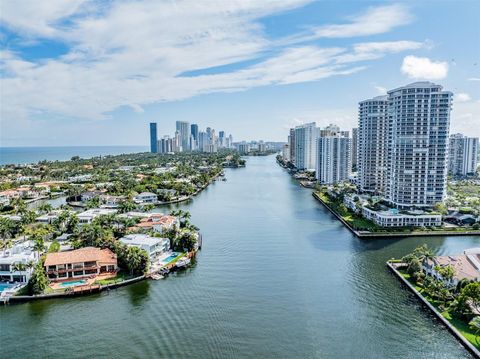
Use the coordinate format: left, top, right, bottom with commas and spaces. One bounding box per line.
44, 247, 117, 266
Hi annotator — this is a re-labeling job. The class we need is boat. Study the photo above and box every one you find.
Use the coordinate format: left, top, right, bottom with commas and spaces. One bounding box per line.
151, 274, 164, 280
175, 257, 191, 268
221, 177, 227, 181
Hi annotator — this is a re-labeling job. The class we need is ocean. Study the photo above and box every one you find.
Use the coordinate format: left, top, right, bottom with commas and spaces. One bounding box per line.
0, 146, 148, 165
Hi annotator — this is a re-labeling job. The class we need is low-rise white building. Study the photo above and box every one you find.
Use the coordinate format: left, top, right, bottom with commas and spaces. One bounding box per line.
0, 241, 38, 283
362, 207, 442, 227
77, 208, 117, 225
119, 234, 170, 259
134, 192, 158, 204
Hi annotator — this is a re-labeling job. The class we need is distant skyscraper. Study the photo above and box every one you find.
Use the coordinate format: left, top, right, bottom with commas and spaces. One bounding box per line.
386, 82, 452, 208
351, 128, 358, 171
315, 127, 351, 184
219, 131, 225, 147
198, 131, 207, 152
357, 96, 389, 194
448, 134, 479, 176
176, 121, 191, 152
191, 124, 198, 141
288, 128, 295, 165
294, 122, 318, 170
150, 122, 158, 153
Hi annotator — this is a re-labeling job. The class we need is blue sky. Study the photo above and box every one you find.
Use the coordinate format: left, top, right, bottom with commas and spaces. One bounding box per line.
1, 0, 479, 146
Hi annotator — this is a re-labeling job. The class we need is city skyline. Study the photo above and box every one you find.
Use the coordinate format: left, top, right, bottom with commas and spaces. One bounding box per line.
1, 1, 479, 147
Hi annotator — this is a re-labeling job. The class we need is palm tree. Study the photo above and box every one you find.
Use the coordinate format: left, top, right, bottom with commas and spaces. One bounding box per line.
21, 210, 38, 225
0, 217, 15, 255
414, 244, 435, 266
33, 237, 46, 256
11, 198, 27, 215
11, 262, 27, 274
37, 203, 53, 214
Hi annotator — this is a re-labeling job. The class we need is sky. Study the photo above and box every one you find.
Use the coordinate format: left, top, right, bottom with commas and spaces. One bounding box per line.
0, 0, 479, 146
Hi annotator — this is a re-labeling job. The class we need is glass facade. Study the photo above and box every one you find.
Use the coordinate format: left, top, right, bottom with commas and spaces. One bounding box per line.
150, 122, 157, 153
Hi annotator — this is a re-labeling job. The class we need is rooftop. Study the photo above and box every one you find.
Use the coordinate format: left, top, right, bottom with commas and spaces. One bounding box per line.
44, 247, 117, 266
120, 234, 166, 247
434, 254, 480, 282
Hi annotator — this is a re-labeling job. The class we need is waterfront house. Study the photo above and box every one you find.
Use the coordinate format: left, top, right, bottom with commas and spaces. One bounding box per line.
0, 241, 38, 283
77, 208, 117, 225
44, 247, 117, 281
68, 174, 92, 183
136, 214, 179, 233
423, 251, 480, 287
36, 212, 60, 224
36, 210, 75, 224
134, 192, 158, 204
119, 234, 170, 259
100, 194, 125, 209
80, 190, 104, 202
0, 189, 21, 206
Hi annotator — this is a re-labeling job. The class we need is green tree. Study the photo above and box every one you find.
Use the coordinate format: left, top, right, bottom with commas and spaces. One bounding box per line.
413, 244, 435, 266
451, 282, 480, 319
433, 202, 448, 215
173, 230, 197, 252
37, 203, 53, 214
11, 198, 27, 215
21, 210, 38, 225
118, 199, 137, 214
28, 262, 49, 295
85, 197, 101, 209
0, 217, 16, 255
434, 264, 455, 283
48, 240, 60, 253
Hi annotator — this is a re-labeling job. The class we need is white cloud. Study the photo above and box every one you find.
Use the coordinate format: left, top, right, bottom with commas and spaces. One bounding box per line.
0, 0, 88, 37
278, 4, 413, 45
454, 93, 471, 103
401, 55, 448, 80
0, 1, 421, 127
450, 101, 480, 137
312, 4, 412, 38
374, 86, 387, 95
468, 77, 480, 81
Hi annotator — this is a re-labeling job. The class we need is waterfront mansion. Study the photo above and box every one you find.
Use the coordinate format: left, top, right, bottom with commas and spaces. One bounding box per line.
44, 247, 117, 281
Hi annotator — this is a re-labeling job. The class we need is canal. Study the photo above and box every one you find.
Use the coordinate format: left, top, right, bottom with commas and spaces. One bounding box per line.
2, 155, 479, 358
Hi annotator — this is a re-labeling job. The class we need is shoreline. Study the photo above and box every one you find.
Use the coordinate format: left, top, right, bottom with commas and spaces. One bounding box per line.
277, 157, 480, 238
312, 192, 480, 238
66, 169, 225, 208
387, 262, 480, 358
4, 250, 199, 304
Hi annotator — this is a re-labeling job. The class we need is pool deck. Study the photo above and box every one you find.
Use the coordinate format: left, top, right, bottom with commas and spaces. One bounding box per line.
49, 272, 117, 291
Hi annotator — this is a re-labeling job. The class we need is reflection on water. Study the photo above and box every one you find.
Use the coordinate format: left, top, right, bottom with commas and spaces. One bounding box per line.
2, 156, 478, 358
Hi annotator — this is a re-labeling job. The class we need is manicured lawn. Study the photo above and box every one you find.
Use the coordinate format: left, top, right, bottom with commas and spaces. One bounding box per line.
94, 272, 132, 285
314, 191, 480, 235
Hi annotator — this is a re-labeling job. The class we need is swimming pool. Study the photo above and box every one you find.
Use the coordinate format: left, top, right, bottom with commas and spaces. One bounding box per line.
59, 280, 87, 288
161, 252, 179, 263
0, 283, 13, 292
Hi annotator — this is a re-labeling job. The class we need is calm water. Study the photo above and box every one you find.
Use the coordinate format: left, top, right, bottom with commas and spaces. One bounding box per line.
2, 156, 479, 358
0, 146, 148, 165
